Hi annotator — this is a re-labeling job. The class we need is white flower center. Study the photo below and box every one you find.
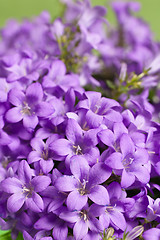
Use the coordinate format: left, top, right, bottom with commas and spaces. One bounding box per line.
21, 102, 31, 115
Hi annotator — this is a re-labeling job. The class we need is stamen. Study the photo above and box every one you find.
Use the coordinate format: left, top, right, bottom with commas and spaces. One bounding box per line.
94, 104, 101, 114
21, 102, 31, 115
78, 179, 88, 195
79, 210, 89, 222
41, 149, 49, 160
22, 185, 33, 198
122, 156, 134, 168
73, 145, 82, 155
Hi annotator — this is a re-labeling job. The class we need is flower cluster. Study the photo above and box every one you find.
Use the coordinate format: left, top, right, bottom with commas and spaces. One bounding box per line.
0, 1, 160, 240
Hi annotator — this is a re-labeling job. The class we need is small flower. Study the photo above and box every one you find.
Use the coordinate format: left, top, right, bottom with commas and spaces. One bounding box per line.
59, 204, 104, 240
1, 160, 51, 213
5, 83, 54, 131
124, 225, 144, 240
55, 156, 111, 210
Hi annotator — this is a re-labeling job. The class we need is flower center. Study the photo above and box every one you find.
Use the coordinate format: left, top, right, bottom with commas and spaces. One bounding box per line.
73, 145, 82, 155
79, 209, 89, 222
2, 156, 11, 168
78, 179, 88, 195
41, 149, 49, 160
94, 104, 101, 114
21, 102, 31, 115
105, 205, 114, 213
122, 153, 134, 168
22, 185, 33, 198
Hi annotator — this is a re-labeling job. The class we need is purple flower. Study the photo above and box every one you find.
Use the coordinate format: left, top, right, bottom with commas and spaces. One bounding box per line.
77, 91, 122, 128
42, 60, 80, 93
50, 118, 100, 166
63, 0, 107, 49
105, 133, 150, 188
127, 188, 149, 219
0, 78, 22, 102
23, 230, 53, 240
40, 186, 66, 213
55, 156, 111, 210
28, 136, 56, 174
59, 204, 104, 240
99, 182, 127, 231
1, 160, 51, 212
146, 196, 160, 222
5, 82, 54, 131
34, 211, 68, 240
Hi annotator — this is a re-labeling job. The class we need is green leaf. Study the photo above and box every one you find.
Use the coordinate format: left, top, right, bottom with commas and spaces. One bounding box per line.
16, 232, 24, 240
0, 230, 12, 240
0, 230, 24, 240
106, 80, 115, 90
0, 230, 10, 236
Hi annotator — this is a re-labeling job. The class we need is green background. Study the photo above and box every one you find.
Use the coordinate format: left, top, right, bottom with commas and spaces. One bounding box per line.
0, 0, 159, 39
0, 0, 159, 239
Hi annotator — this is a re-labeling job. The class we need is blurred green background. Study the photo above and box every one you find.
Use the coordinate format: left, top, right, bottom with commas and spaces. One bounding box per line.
0, 0, 159, 40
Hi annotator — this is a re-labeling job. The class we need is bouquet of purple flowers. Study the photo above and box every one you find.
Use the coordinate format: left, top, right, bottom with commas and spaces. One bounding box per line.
0, 1, 160, 239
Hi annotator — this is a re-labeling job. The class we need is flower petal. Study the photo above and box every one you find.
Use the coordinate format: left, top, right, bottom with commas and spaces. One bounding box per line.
7, 193, 25, 213
121, 169, 135, 188
105, 152, 123, 169
31, 176, 51, 192
23, 114, 38, 131
30, 137, 45, 152
55, 176, 78, 192
36, 102, 54, 117
5, 107, 23, 123
88, 185, 109, 205
26, 192, 44, 212
50, 139, 72, 156
18, 160, 32, 184
105, 109, 122, 122
73, 220, 88, 240
8, 88, 25, 106
34, 214, 56, 230
67, 190, 88, 210
132, 166, 150, 184
143, 228, 160, 240
1, 177, 22, 193
89, 163, 112, 186
98, 129, 114, 147
39, 159, 54, 174
120, 133, 135, 157
66, 118, 82, 144
59, 211, 79, 223
86, 110, 103, 128
26, 82, 43, 104
70, 156, 89, 181
27, 151, 41, 164
53, 223, 68, 240
110, 209, 126, 231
